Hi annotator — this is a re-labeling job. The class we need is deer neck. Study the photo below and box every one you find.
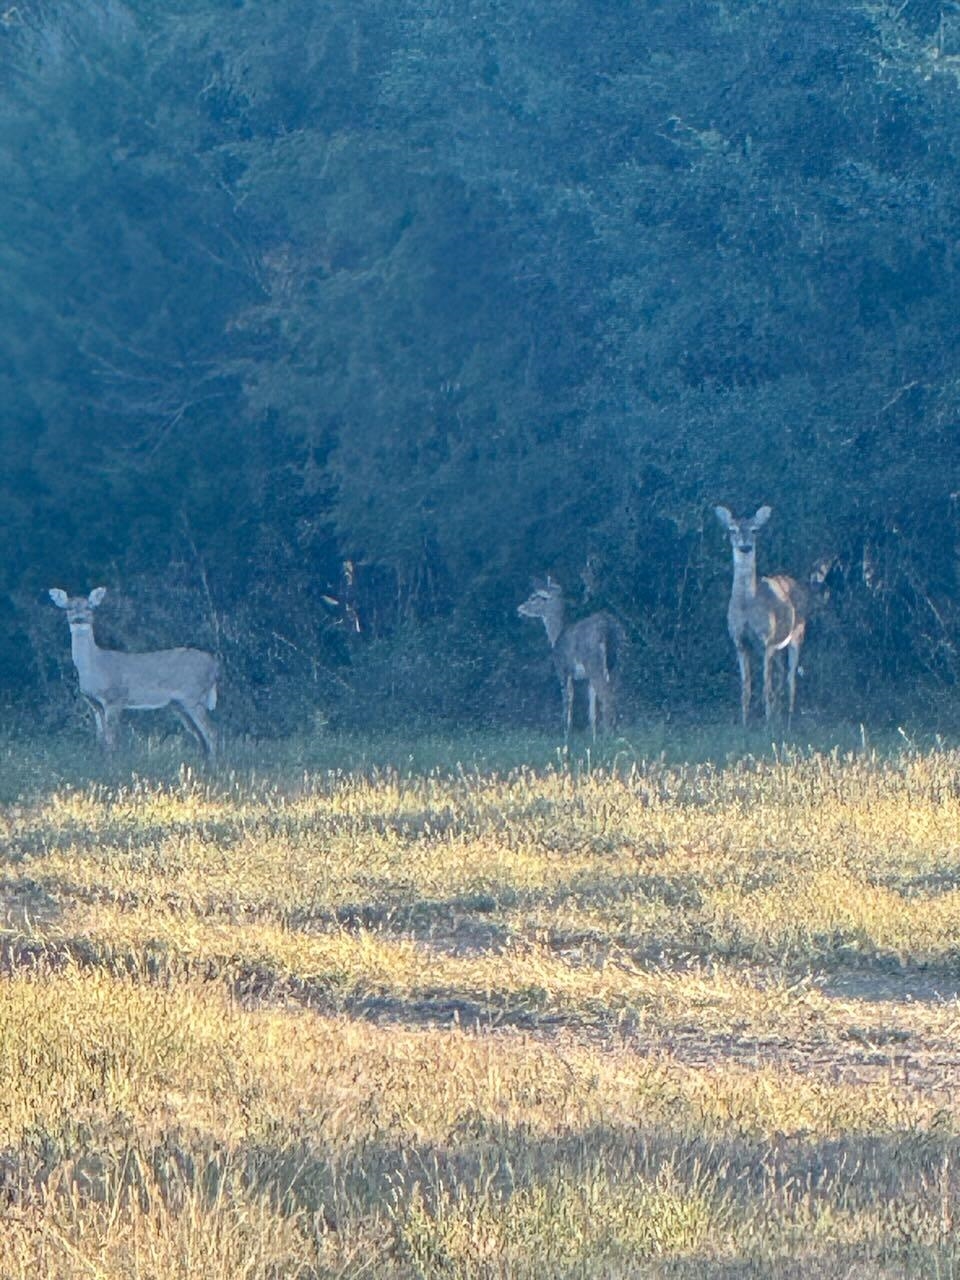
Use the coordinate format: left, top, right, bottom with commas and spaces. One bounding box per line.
540, 605, 566, 648
68, 622, 102, 683
731, 548, 758, 603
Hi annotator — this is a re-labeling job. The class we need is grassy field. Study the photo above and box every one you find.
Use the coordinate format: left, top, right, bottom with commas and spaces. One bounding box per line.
3, 723, 960, 1277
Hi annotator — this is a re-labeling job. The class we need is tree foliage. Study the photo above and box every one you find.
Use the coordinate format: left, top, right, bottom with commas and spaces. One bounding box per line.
3, 0, 960, 731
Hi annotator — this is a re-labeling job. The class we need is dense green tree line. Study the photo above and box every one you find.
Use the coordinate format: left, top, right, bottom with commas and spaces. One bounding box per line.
3, 0, 960, 734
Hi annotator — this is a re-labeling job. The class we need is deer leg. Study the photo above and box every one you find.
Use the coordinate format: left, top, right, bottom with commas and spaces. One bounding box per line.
171, 705, 203, 751
601, 681, 615, 733
560, 674, 574, 739
587, 682, 598, 742
600, 656, 615, 733
762, 646, 775, 722
100, 706, 120, 752
190, 705, 217, 762
736, 644, 751, 726
83, 696, 107, 745
174, 702, 217, 762
786, 641, 801, 727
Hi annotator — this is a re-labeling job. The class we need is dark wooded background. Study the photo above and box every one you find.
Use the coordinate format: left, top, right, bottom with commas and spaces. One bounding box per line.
4, 1, 960, 734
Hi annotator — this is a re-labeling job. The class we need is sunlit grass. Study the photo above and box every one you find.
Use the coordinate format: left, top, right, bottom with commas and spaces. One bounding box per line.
3, 727, 960, 1276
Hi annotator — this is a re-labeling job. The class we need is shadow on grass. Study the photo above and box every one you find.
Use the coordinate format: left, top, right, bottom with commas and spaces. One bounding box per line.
0, 718, 940, 805
3, 820, 246, 861
878, 865, 960, 899
5, 850, 960, 1021
324, 865, 702, 945
0, 876, 63, 932
817, 965, 960, 1003
2, 1115, 958, 1277
0, 931, 562, 1031
6, 922, 960, 1088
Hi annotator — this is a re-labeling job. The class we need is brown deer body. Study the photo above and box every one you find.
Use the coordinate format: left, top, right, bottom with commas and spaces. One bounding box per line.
715, 507, 809, 726
518, 577, 622, 740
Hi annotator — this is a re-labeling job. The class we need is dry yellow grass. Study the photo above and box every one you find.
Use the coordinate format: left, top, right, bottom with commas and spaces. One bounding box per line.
2, 737, 960, 1277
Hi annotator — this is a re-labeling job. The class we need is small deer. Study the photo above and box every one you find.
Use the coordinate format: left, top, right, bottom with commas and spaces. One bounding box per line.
715, 506, 809, 727
49, 587, 219, 759
517, 576, 622, 740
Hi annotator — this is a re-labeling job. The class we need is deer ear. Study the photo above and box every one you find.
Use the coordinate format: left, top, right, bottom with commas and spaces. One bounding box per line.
49, 588, 68, 608
88, 587, 107, 607
752, 505, 772, 528
714, 506, 734, 529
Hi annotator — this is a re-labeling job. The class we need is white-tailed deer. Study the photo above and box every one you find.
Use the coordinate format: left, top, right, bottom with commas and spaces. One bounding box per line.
49, 587, 219, 759
715, 506, 809, 726
517, 576, 622, 740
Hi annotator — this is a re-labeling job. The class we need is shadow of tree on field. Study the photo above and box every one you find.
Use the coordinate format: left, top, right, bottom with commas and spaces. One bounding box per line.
232, 1122, 960, 1227
2, 1116, 957, 1277
6, 916, 960, 1105
6, 856, 960, 1019
0, 876, 63, 933
876, 865, 960, 898
8, 847, 960, 1003
1, 820, 245, 861
816, 965, 960, 1004
307, 876, 960, 1016
319, 865, 704, 951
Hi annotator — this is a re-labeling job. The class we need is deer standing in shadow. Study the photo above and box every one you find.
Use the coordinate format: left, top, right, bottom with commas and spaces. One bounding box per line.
715, 506, 809, 727
517, 576, 623, 740
49, 587, 219, 760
